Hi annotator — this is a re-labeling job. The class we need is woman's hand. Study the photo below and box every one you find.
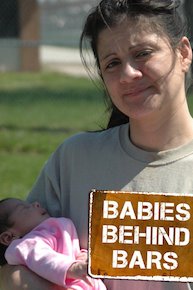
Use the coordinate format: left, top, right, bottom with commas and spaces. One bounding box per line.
0, 264, 55, 290
66, 252, 93, 287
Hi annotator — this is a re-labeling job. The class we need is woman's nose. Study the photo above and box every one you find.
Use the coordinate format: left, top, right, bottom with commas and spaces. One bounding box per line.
120, 61, 142, 83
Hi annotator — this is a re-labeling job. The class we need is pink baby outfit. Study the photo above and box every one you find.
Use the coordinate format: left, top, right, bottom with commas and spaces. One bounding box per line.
5, 217, 106, 290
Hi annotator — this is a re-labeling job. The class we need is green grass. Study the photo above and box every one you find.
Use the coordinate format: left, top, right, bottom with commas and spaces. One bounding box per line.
0, 72, 107, 199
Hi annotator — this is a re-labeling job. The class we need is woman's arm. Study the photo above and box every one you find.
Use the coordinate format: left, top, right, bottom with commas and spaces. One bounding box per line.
0, 264, 55, 290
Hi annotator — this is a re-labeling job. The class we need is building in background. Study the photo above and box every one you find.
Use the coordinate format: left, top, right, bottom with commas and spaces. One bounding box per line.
0, 0, 40, 72
0, 0, 192, 73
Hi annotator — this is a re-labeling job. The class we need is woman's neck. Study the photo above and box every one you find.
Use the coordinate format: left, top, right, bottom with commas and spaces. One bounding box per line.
129, 104, 193, 152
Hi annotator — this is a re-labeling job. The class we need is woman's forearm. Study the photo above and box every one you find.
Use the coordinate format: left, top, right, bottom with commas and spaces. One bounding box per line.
0, 264, 55, 290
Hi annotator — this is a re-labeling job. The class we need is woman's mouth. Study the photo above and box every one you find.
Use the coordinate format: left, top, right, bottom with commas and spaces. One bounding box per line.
123, 86, 152, 99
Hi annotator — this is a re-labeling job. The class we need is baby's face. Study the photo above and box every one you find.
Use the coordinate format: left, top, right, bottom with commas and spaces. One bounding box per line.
2, 198, 50, 237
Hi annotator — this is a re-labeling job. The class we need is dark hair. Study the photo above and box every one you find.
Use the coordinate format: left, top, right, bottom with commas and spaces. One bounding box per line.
80, 0, 191, 128
0, 198, 14, 265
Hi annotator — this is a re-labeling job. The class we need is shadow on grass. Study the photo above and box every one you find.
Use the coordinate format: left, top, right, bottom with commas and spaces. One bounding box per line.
0, 83, 104, 105
0, 124, 73, 134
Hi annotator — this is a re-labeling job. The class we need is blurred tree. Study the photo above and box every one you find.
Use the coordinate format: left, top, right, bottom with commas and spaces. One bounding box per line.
18, 0, 40, 71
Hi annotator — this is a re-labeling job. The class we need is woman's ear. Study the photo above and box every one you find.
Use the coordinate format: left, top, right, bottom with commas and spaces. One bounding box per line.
178, 36, 192, 73
0, 231, 15, 246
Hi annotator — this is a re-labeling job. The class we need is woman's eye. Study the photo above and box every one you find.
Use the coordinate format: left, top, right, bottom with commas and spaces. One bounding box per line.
135, 50, 153, 58
106, 60, 120, 70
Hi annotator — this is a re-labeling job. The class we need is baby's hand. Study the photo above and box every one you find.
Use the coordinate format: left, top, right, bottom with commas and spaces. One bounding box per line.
76, 250, 88, 262
66, 260, 93, 287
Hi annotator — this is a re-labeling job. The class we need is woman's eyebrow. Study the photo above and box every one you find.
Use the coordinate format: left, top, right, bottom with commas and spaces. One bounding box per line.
100, 52, 117, 61
128, 41, 156, 51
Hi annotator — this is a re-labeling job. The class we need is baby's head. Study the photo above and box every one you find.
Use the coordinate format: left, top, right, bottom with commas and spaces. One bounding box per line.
0, 198, 49, 265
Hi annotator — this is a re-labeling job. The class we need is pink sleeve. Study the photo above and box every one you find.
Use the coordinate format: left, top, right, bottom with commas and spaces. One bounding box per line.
5, 224, 77, 287
5, 218, 107, 290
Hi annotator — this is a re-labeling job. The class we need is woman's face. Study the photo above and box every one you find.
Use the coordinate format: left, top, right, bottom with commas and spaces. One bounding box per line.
97, 19, 191, 121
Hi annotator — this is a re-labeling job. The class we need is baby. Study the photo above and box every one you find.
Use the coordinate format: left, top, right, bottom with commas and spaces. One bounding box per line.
0, 198, 106, 290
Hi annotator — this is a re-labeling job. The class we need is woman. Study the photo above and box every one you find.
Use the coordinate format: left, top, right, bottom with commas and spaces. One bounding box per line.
1, 0, 193, 289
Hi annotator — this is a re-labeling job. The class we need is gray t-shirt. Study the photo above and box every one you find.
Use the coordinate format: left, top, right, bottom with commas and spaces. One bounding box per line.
28, 123, 193, 290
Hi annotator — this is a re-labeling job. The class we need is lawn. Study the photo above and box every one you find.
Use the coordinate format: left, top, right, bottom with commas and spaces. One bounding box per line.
0, 72, 107, 199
